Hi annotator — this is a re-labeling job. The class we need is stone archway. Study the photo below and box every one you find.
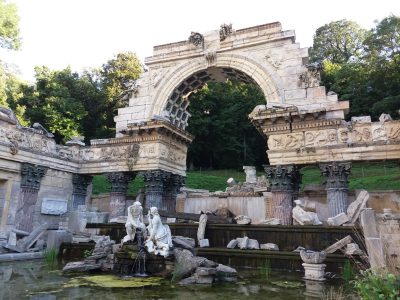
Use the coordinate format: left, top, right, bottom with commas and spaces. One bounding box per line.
149, 53, 284, 129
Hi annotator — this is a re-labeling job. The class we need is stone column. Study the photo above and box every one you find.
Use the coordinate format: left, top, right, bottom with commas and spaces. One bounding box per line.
319, 161, 351, 217
142, 170, 171, 209
162, 174, 185, 212
15, 163, 47, 232
72, 174, 93, 209
264, 164, 300, 225
106, 172, 134, 219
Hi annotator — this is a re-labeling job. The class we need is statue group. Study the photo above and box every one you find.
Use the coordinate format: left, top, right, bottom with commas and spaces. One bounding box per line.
123, 201, 172, 257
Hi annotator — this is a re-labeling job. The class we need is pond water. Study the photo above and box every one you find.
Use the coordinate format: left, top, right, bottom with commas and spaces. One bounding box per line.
0, 260, 350, 300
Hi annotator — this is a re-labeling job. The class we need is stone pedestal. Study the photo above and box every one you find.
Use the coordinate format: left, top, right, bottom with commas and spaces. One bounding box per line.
106, 172, 134, 219
162, 174, 185, 212
72, 174, 92, 209
15, 163, 47, 232
320, 162, 351, 217
264, 165, 300, 225
302, 263, 326, 281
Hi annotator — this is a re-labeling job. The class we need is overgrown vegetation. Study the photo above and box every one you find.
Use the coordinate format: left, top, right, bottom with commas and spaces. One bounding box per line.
353, 269, 400, 300
43, 247, 58, 268
259, 259, 271, 279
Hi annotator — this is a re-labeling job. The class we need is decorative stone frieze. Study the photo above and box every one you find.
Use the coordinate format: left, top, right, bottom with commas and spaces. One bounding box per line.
320, 162, 351, 217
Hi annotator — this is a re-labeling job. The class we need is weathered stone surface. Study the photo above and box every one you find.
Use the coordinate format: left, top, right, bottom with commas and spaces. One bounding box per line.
196, 267, 216, 276
226, 239, 238, 249
346, 190, 369, 224
47, 230, 72, 252
0, 251, 44, 262
172, 236, 195, 249
235, 215, 251, 225
345, 243, 363, 255
62, 261, 101, 273
108, 216, 127, 224
178, 276, 197, 285
327, 213, 349, 226
41, 198, 68, 215
260, 243, 279, 251
226, 178, 237, 186
194, 273, 214, 284
260, 218, 281, 225
199, 239, 209, 248
197, 213, 207, 243
7, 232, 17, 247
166, 218, 176, 223
300, 250, 326, 264
293, 246, 305, 252
215, 264, 237, 280
324, 235, 352, 254
365, 237, 386, 270
302, 263, 326, 281
243, 166, 257, 183
11, 229, 29, 237
247, 239, 260, 250
173, 248, 206, 279
360, 208, 379, 237
236, 237, 249, 249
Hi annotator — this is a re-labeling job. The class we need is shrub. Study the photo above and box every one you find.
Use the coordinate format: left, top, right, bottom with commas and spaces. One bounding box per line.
354, 269, 400, 300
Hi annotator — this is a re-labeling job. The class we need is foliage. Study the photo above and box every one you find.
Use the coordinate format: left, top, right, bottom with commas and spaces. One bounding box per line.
92, 175, 144, 196
312, 16, 400, 121
187, 80, 266, 170
309, 19, 367, 64
83, 249, 92, 258
342, 261, 354, 282
259, 259, 271, 279
353, 269, 400, 300
0, 0, 20, 50
43, 247, 58, 268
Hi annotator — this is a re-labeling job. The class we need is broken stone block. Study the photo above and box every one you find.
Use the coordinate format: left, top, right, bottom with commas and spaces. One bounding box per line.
379, 113, 392, 123
327, 213, 349, 226
260, 243, 279, 251
236, 237, 249, 249
196, 267, 216, 276
235, 215, 252, 225
227, 177, 237, 186
247, 239, 260, 250
365, 237, 386, 270
172, 236, 195, 250
47, 230, 73, 252
324, 235, 352, 254
303, 263, 326, 281
199, 239, 209, 248
345, 243, 363, 255
293, 246, 306, 252
7, 232, 17, 247
166, 218, 176, 223
215, 264, 237, 282
62, 261, 101, 273
346, 190, 369, 223
260, 218, 281, 225
226, 239, 238, 249
360, 208, 379, 237
11, 229, 30, 237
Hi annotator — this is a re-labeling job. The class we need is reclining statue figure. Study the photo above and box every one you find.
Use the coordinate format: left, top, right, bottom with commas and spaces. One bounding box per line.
145, 207, 172, 257
292, 199, 322, 225
123, 201, 147, 244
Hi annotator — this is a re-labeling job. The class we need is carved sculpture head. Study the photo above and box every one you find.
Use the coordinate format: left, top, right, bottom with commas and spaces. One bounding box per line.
149, 206, 159, 216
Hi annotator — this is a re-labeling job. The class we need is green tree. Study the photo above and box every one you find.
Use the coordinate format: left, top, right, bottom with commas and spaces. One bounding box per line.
19, 67, 87, 143
0, 0, 20, 50
100, 52, 142, 132
309, 20, 367, 64
187, 80, 266, 170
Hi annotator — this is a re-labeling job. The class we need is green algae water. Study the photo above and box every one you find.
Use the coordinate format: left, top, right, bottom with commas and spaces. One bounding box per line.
0, 260, 350, 299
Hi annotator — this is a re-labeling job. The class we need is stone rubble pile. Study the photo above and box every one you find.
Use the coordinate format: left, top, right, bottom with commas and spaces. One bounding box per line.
226, 236, 279, 251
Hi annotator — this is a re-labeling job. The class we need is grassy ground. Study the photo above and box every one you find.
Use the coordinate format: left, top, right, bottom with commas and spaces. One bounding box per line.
92, 162, 400, 195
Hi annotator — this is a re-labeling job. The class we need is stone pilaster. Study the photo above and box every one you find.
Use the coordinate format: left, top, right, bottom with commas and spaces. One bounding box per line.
162, 174, 185, 212
264, 164, 301, 225
320, 161, 351, 218
15, 163, 47, 232
142, 170, 170, 209
72, 174, 93, 209
106, 172, 134, 219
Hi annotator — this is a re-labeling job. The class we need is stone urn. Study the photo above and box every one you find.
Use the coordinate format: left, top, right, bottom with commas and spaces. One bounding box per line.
300, 250, 326, 264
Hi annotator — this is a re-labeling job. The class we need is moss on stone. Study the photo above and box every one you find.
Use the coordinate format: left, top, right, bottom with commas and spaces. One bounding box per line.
63, 275, 163, 289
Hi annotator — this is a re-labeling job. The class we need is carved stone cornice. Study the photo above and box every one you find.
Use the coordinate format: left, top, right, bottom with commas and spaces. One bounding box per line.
264, 164, 301, 192
72, 174, 93, 195
106, 172, 134, 194
20, 163, 47, 190
319, 161, 351, 189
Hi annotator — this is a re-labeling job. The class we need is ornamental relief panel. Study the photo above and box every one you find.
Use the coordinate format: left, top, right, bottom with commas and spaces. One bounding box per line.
267, 122, 400, 151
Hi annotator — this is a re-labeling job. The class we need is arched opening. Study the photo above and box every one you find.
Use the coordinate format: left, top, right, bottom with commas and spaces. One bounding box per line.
162, 66, 267, 170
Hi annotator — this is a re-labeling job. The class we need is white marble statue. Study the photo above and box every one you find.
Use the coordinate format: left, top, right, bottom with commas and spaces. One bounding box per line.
122, 201, 147, 244
145, 207, 172, 257
292, 199, 322, 225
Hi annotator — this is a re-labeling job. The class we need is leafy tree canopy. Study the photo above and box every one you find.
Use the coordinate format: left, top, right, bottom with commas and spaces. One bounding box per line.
0, 0, 20, 50
186, 80, 266, 170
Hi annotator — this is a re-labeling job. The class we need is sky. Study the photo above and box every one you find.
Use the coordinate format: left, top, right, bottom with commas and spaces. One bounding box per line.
1, 0, 399, 82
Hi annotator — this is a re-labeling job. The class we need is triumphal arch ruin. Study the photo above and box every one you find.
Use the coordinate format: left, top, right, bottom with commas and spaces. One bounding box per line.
1, 22, 400, 232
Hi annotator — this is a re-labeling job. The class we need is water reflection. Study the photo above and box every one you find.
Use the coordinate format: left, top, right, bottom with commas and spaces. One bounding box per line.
0, 261, 350, 300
